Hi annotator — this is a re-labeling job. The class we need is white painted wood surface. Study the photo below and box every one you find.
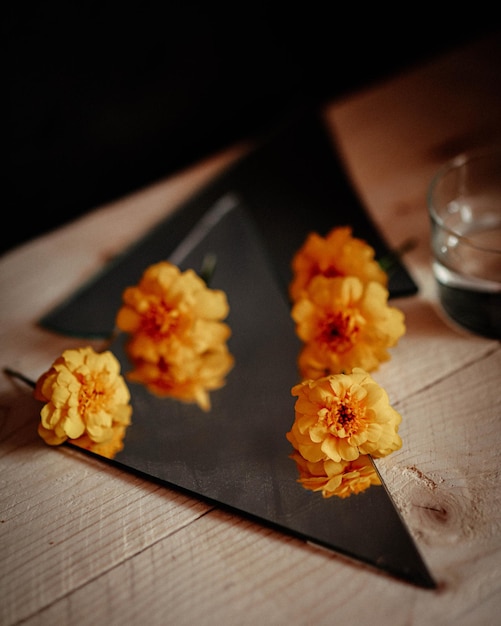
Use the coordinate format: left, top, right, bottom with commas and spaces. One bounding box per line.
1, 34, 500, 625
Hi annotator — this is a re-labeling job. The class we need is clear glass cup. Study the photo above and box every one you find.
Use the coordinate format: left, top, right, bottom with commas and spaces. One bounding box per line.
427, 148, 501, 339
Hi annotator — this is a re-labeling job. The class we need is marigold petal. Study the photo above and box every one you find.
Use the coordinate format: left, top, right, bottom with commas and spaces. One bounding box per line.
38, 423, 67, 446
192, 289, 230, 320
62, 409, 86, 439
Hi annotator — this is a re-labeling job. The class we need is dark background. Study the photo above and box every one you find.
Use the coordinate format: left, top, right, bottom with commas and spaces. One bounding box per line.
5, 5, 499, 255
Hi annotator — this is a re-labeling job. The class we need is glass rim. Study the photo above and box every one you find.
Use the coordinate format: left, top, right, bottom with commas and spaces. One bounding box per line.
427, 146, 501, 255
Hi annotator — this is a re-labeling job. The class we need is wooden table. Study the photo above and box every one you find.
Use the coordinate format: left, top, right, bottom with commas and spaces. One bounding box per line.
2, 33, 500, 625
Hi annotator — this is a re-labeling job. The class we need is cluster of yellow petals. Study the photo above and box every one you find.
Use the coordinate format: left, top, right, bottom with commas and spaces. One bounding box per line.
34, 347, 132, 449
286, 369, 402, 498
287, 227, 406, 498
292, 274, 406, 379
289, 226, 387, 303
116, 261, 234, 411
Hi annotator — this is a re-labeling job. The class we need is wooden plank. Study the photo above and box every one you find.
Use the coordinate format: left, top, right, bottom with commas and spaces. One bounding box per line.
0, 425, 212, 624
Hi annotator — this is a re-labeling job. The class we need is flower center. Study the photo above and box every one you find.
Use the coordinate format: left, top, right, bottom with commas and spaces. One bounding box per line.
337, 403, 358, 428
78, 373, 108, 414
321, 392, 366, 437
321, 264, 343, 279
142, 301, 181, 339
319, 311, 360, 353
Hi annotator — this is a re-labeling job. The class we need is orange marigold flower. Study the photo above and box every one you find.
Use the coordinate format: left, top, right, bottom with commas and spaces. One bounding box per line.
34, 347, 132, 446
290, 452, 381, 498
115, 261, 234, 410
286, 368, 402, 463
291, 275, 405, 378
289, 226, 387, 302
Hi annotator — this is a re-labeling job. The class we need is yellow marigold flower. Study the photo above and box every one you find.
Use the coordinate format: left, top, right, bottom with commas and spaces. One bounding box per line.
116, 261, 231, 354
290, 452, 381, 499
286, 369, 402, 463
34, 347, 132, 446
116, 261, 234, 411
289, 226, 387, 302
292, 275, 405, 378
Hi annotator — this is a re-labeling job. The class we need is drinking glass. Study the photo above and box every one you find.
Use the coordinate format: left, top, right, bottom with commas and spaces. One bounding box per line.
427, 148, 501, 339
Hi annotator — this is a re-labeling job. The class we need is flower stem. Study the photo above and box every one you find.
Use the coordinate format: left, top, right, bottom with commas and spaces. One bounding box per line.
199, 253, 217, 286
379, 238, 418, 275
3, 367, 36, 389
